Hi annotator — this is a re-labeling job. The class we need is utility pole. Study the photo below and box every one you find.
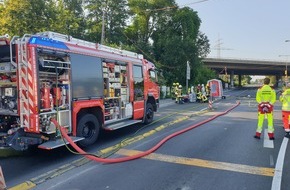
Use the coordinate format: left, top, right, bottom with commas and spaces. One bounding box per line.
186, 61, 190, 93
215, 38, 223, 58
212, 37, 233, 58
101, 3, 106, 44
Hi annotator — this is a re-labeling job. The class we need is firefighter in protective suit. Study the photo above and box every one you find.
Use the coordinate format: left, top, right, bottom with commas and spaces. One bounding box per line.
196, 84, 202, 103
171, 83, 177, 100
176, 85, 183, 104
201, 84, 208, 102
279, 83, 290, 138
206, 83, 211, 97
254, 77, 276, 140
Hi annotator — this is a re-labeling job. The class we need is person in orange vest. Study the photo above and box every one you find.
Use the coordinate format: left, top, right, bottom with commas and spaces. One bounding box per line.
254, 77, 276, 140
279, 83, 290, 138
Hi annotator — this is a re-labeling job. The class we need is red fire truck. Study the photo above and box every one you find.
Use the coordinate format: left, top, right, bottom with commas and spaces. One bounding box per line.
0, 32, 159, 151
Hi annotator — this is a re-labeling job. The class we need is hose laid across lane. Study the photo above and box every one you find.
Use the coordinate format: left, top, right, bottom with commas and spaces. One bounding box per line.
51, 101, 240, 164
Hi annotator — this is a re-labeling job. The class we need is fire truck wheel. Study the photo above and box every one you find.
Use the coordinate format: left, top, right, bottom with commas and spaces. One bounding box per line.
144, 103, 154, 124
77, 114, 100, 147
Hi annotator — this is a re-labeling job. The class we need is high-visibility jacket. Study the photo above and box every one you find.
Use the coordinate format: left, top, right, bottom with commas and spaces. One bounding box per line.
280, 88, 290, 111
256, 85, 276, 105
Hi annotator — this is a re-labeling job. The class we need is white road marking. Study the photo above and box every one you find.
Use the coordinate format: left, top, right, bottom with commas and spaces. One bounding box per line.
263, 129, 274, 148
270, 155, 274, 166
271, 137, 289, 190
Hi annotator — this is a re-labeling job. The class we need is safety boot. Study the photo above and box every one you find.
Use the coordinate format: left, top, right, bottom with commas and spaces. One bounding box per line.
268, 133, 275, 140
254, 132, 261, 139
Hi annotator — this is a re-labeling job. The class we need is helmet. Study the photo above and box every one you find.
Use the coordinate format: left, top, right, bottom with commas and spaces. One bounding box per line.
173, 83, 176, 86
179, 85, 182, 88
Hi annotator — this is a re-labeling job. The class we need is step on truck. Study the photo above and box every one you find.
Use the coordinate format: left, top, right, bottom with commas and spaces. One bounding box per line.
0, 32, 159, 151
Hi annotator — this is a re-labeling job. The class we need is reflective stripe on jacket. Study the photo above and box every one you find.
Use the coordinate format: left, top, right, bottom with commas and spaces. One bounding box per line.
280, 89, 290, 111
256, 85, 276, 104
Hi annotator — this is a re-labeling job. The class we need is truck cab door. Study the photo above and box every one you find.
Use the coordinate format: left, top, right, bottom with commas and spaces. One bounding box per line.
132, 65, 144, 119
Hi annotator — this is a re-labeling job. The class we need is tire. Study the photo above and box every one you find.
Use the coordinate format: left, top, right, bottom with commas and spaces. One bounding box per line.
77, 114, 100, 147
144, 103, 154, 124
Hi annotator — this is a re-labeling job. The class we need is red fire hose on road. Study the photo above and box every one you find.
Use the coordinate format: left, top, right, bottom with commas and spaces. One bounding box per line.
51, 101, 240, 163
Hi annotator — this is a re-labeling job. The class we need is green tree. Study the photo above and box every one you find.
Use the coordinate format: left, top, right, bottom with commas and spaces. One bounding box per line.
267, 76, 277, 86
0, 0, 48, 36
125, 0, 176, 57
196, 32, 210, 58
85, 0, 128, 44
0, 0, 85, 37
232, 75, 252, 86
0, 0, 213, 87
127, 0, 176, 43
242, 75, 252, 85
61, 0, 86, 38
152, 7, 211, 86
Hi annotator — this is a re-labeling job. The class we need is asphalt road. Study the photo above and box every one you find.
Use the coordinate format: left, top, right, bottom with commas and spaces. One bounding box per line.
1, 94, 208, 188
2, 87, 289, 190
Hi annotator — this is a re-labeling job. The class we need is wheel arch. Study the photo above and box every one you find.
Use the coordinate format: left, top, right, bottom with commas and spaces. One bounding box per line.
147, 94, 157, 112
77, 106, 104, 128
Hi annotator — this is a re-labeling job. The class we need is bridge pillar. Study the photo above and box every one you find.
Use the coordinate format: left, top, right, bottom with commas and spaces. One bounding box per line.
230, 71, 234, 88
276, 75, 281, 88
238, 74, 242, 87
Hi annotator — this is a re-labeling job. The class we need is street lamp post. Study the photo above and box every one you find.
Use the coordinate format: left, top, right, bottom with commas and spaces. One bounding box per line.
282, 39, 290, 84
278, 54, 290, 84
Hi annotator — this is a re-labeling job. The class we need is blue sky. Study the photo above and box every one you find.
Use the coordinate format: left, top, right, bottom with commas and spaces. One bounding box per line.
175, 0, 290, 61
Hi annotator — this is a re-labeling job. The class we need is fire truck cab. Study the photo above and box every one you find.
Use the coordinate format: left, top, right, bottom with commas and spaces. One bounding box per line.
0, 32, 159, 151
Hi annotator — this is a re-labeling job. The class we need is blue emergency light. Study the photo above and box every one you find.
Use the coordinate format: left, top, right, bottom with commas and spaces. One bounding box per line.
29, 36, 69, 50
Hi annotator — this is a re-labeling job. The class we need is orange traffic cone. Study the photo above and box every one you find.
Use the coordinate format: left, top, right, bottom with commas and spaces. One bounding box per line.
0, 166, 6, 190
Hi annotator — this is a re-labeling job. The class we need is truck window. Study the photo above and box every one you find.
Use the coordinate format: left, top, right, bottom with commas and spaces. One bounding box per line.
133, 65, 144, 101
0, 44, 15, 62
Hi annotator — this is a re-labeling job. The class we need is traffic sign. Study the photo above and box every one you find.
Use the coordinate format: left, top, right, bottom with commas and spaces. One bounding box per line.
186, 61, 190, 80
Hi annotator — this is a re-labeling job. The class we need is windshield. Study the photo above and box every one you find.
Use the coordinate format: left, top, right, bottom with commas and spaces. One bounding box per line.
149, 69, 157, 82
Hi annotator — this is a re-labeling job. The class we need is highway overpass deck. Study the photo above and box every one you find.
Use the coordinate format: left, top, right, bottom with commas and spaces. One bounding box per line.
203, 57, 288, 76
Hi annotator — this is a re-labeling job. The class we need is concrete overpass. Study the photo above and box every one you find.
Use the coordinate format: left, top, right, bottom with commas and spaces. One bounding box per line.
202, 57, 288, 86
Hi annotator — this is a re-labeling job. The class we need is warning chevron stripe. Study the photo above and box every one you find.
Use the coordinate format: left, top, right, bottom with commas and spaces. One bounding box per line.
0, 166, 6, 190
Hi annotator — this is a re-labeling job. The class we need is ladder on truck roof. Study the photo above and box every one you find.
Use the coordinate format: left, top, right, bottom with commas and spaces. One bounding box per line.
37, 31, 144, 59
